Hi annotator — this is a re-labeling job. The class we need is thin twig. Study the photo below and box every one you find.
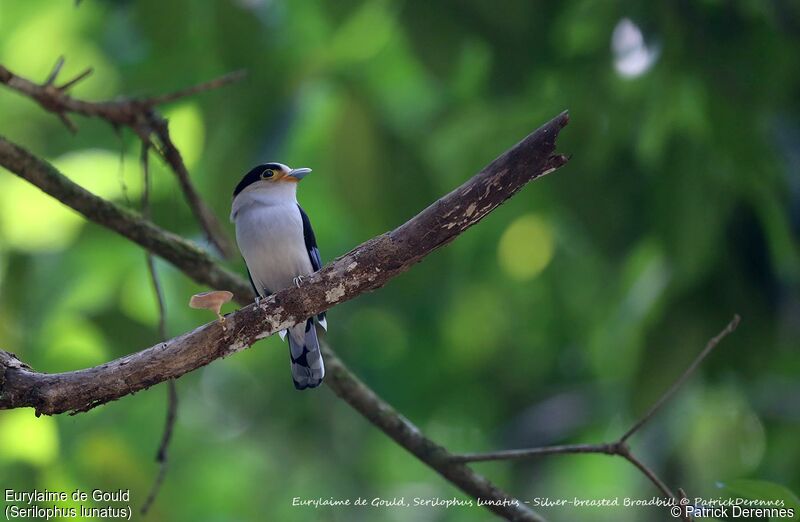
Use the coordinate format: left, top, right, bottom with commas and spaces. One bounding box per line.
138, 143, 179, 515
44, 56, 65, 87
147, 114, 237, 258
619, 314, 741, 442
450, 443, 619, 462
59, 67, 93, 92
56, 112, 77, 134
678, 488, 693, 522
145, 251, 168, 341
146, 69, 247, 105
140, 380, 178, 515
139, 143, 167, 335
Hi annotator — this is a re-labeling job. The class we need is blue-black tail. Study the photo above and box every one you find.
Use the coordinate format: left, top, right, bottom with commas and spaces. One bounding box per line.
287, 319, 325, 390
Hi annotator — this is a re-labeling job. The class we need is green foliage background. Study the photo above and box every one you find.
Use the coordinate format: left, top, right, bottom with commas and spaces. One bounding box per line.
0, 1, 798, 521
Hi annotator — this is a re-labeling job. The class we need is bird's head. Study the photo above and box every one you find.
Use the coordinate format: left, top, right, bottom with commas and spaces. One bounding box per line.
232, 162, 312, 198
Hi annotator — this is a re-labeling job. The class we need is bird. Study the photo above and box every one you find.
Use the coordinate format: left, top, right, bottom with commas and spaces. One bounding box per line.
230, 162, 327, 390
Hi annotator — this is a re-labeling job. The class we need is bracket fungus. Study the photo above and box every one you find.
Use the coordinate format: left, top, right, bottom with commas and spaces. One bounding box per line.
189, 290, 233, 326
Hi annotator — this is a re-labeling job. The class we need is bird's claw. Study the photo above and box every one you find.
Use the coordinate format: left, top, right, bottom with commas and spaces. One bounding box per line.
293, 275, 305, 288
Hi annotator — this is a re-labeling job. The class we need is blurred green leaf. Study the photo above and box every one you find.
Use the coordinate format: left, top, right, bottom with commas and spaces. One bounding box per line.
0, 411, 59, 466
497, 213, 555, 281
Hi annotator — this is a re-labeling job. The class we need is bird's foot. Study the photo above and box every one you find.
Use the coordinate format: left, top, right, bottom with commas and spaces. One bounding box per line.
293, 275, 305, 288
254, 295, 262, 307
217, 313, 227, 331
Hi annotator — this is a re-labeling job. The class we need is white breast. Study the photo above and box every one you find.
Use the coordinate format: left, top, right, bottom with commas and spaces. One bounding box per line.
233, 196, 313, 296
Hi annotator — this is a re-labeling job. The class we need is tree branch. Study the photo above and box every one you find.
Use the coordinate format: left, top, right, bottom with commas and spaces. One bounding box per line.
0, 60, 241, 258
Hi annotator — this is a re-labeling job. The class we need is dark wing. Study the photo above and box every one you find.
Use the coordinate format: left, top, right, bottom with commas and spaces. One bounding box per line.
298, 204, 322, 272
298, 204, 326, 325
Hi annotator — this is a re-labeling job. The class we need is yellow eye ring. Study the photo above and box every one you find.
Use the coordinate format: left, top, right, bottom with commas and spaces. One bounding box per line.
260, 169, 275, 179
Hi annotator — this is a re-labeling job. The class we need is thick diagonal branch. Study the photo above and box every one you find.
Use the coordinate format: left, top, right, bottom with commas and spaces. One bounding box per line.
0, 111, 568, 413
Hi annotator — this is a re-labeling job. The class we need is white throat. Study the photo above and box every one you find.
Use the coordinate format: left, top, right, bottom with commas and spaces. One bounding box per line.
230, 181, 298, 222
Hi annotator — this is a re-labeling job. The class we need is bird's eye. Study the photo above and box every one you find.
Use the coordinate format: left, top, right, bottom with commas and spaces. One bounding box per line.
260, 169, 275, 180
